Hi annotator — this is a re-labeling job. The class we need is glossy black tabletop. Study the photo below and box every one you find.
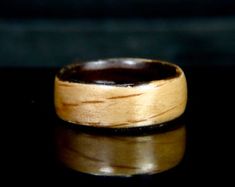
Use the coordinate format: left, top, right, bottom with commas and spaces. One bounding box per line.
1, 66, 234, 185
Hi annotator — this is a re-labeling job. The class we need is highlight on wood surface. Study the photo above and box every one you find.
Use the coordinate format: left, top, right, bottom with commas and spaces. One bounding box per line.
56, 123, 186, 176
54, 58, 187, 128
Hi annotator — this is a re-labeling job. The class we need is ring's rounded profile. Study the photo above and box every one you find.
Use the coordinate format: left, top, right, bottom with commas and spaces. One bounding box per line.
54, 58, 187, 128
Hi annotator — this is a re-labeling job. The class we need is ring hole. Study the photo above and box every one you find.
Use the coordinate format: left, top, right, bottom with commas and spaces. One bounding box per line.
57, 58, 181, 86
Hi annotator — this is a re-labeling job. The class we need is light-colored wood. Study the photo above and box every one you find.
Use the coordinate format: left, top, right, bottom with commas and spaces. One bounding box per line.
54, 59, 187, 128
56, 124, 186, 176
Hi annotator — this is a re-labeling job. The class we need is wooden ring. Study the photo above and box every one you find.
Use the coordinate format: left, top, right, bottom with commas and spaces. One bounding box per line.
54, 58, 187, 128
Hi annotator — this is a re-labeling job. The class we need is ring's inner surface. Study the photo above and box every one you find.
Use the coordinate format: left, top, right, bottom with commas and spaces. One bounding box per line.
57, 58, 180, 86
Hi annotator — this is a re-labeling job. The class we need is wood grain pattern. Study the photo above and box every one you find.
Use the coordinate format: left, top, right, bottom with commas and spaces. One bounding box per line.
54, 59, 187, 128
107, 93, 144, 99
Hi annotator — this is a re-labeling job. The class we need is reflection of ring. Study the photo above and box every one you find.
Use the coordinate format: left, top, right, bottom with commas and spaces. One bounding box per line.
54, 58, 187, 128
56, 123, 186, 176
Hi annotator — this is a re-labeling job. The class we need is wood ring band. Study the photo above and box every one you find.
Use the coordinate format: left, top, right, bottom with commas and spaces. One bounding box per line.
54, 58, 187, 128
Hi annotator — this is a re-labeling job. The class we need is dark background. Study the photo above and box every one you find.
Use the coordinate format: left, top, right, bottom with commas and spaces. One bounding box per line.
0, 0, 235, 67
1, 1, 235, 185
